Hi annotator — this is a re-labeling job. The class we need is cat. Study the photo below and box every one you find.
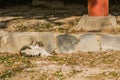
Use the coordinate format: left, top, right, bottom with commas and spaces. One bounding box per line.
20, 41, 51, 57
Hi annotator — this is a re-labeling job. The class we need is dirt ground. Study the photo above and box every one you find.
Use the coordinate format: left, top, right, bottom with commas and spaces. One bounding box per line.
0, 51, 120, 80
0, 2, 120, 33
0, 2, 120, 80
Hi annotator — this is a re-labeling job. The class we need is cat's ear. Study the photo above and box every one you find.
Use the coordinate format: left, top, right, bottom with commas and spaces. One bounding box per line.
31, 40, 36, 45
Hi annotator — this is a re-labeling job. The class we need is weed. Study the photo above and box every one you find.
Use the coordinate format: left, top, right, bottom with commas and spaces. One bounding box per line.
70, 69, 83, 77
108, 71, 119, 78
38, 72, 50, 80
0, 66, 26, 79
50, 55, 66, 65
54, 69, 64, 80
86, 71, 120, 80
53, 22, 64, 26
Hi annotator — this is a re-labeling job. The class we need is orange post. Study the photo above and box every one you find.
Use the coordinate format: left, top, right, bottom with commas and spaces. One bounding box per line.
88, 0, 109, 16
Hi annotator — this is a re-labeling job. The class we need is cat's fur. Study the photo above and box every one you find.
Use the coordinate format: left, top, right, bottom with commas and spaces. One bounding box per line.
20, 41, 51, 57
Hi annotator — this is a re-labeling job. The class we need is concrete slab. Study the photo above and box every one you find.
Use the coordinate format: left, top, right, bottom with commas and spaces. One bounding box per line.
0, 32, 56, 54
78, 34, 101, 52
100, 34, 120, 51
56, 34, 78, 53
0, 32, 35, 53
75, 15, 117, 31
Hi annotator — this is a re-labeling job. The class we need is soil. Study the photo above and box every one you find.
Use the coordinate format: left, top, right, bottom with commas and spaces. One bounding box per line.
0, 51, 120, 80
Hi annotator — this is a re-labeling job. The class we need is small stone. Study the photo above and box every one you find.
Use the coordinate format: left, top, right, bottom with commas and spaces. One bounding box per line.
56, 34, 78, 53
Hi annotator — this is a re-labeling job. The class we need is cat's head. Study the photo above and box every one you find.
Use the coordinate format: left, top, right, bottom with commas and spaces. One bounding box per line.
36, 41, 44, 47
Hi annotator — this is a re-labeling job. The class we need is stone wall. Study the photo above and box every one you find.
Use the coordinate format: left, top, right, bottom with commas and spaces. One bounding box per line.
0, 31, 120, 55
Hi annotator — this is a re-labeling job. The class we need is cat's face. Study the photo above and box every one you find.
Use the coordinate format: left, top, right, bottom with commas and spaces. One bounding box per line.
36, 41, 44, 47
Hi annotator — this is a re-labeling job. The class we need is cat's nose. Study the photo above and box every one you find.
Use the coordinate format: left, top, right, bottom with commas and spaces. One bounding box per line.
38, 53, 41, 56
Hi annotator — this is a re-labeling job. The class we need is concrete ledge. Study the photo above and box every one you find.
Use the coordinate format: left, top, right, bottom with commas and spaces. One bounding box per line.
0, 31, 120, 54
75, 15, 118, 31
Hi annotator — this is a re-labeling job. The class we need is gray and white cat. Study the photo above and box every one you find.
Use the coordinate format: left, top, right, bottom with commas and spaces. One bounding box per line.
20, 41, 51, 57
